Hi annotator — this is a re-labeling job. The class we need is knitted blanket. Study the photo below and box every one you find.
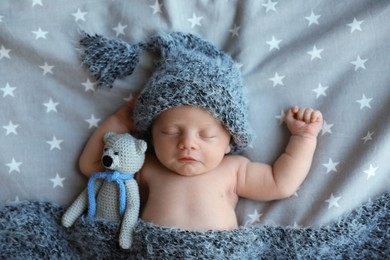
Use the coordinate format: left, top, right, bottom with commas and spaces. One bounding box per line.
1, 192, 389, 259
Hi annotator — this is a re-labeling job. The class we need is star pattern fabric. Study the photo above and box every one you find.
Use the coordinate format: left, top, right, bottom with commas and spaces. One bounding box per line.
187, 13, 203, 28
1, 83, 16, 97
3, 121, 19, 136
322, 158, 339, 174
305, 11, 321, 26
0, 45, 11, 59
72, 8, 87, 22
0, 0, 389, 228
266, 36, 282, 51
32, 27, 48, 39
307, 45, 324, 60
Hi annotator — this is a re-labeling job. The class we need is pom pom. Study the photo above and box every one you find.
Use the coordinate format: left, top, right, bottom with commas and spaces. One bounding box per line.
79, 33, 144, 88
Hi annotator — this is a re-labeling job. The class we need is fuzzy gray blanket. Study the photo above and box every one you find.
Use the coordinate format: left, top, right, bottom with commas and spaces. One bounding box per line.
1, 192, 389, 259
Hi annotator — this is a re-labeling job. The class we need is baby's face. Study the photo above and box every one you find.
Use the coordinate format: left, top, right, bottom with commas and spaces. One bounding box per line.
151, 106, 231, 176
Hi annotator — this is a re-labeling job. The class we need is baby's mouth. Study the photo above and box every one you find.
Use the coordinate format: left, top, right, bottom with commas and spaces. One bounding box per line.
178, 156, 197, 162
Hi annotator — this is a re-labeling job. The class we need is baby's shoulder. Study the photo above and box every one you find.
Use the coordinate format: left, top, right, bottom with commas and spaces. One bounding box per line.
223, 154, 250, 162
136, 153, 159, 179
221, 154, 251, 169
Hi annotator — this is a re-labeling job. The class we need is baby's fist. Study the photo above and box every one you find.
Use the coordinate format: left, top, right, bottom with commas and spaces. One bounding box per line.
285, 106, 323, 138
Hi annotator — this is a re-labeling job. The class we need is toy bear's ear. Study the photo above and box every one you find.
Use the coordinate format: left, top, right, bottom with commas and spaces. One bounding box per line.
136, 139, 147, 153
104, 132, 115, 143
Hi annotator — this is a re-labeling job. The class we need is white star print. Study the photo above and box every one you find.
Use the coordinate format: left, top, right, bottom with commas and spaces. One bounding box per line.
307, 45, 323, 60
32, 27, 48, 39
364, 164, 378, 180
150, 0, 163, 14
1, 83, 16, 97
230, 24, 240, 37
32, 0, 43, 7
85, 114, 101, 129
347, 18, 364, 33
113, 22, 128, 37
72, 8, 87, 22
293, 222, 302, 228
262, 0, 278, 13
81, 78, 96, 92
312, 83, 328, 98
6, 196, 21, 205
123, 93, 133, 102
39, 62, 54, 75
266, 36, 282, 51
362, 131, 374, 143
325, 193, 341, 209
245, 209, 262, 226
305, 11, 321, 26
350, 55, 367, 71
322, 158, 339, 174
0, 45, 11, 59
50, 173, 66, 188
6, 158, 22, 174
275, 110, 286, 125
3, 121, 19, 135
321, 120, 333, 135
269, 72, 285, 87
188, 13, 203, 28
356, 94, 372, 110
293, 187, 299, 197
46, 136, 63, 150
43, 98, 59, 113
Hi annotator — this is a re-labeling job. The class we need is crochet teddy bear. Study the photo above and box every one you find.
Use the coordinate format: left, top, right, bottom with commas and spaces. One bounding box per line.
62, 132, 147, 249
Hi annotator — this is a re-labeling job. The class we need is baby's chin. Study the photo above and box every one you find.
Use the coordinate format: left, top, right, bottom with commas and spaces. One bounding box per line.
173, 169, 206, 177
170, 162, 209, 177
175, 171, 206, 177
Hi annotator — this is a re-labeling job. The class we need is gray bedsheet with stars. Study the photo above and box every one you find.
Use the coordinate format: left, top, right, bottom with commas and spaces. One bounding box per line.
1, 0, 389, 230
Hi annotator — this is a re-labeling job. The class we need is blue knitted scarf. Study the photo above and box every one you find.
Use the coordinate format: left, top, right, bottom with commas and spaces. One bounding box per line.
87, 170, 135, 218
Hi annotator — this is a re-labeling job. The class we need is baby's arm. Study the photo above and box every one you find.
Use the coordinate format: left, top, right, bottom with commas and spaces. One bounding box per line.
237, 106, 323, 200
79, 96, 137, 177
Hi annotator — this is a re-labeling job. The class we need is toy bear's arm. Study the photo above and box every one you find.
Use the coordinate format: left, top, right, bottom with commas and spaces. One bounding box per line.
62, 179, 104, 227
119, 179, 140, 249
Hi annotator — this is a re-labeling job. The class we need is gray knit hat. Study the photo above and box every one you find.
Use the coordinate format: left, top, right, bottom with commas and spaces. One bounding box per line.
80, 31, 253, 152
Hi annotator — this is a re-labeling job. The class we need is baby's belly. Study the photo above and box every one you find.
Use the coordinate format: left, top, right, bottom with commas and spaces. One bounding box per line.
141, 199, 238, 231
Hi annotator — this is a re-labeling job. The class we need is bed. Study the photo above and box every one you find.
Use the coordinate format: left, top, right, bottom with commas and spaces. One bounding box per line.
1, 0, 389, 258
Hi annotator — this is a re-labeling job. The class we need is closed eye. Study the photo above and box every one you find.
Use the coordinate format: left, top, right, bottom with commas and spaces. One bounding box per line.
161, 127, 180, 135
202, 135, 216, 139
199, 131, 216, 139
162, 131, 179, 135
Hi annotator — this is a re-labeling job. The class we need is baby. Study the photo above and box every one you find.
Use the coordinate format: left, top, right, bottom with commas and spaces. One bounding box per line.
77, 32, 323, 255
80, 102, 322, 231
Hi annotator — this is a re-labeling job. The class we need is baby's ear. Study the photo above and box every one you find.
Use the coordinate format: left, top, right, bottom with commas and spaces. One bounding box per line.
225, 144, 232, 154
225, 138, 233, 154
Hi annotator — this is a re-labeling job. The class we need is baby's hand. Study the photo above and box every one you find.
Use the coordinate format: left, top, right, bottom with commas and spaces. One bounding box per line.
285, 106, 323, 138
114, 93, 139, 132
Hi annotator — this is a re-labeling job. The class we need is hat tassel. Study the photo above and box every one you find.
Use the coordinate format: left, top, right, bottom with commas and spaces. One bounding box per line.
79, 32, 144, 88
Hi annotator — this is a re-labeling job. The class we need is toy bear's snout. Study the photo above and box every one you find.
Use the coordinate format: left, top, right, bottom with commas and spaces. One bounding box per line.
102, 155, 113, 168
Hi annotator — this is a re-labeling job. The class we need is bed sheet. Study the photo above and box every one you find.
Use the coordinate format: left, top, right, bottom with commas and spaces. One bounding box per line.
0, 0, 389, 228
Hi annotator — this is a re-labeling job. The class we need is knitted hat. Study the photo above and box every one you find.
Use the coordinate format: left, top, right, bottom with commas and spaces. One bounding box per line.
80, 31, 253, 152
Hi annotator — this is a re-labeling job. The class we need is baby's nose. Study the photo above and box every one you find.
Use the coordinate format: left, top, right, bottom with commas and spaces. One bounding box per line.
179, 133, 198, 150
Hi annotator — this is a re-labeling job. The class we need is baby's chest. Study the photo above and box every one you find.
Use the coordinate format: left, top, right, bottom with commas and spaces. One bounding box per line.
149, 169, 235, 198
